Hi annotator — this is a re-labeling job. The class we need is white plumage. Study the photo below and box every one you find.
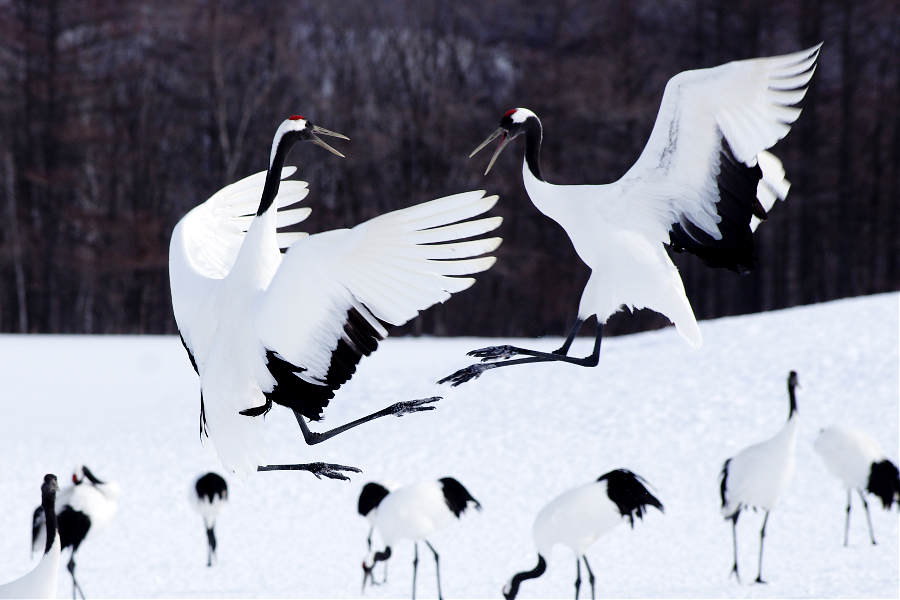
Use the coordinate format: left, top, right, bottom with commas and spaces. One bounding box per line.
503, 469, 663, 600
192, 472, 228, 566
0, 475, 60, 600
31, 466, 119, 600
360, 478, 481, 600
170, 116, 502, 480
720, 371, 799, 584
441, 44, 820, 386
814, 426, 900, 545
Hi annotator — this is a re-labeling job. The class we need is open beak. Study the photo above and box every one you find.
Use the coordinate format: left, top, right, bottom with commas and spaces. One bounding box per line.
470, 128, 510, 175
311, 125, 349, 158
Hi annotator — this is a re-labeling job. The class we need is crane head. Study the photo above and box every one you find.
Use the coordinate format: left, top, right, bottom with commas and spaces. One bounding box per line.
470, 108, 539, 175
270, 116, 349, 167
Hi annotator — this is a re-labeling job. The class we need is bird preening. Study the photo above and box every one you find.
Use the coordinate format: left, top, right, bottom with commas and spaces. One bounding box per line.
440, 44, 821, 387
0, 475, 60, 600
503, 469, 663, 600
814, 426, 900, 546
360, 478, 481, 600
170, 115, 502, 481
720, 371, 799, 584
192, 472, 228, 567
30, 466, 119, 600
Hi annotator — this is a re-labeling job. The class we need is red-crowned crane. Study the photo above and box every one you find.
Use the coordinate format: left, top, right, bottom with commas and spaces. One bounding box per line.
720, 371, 799, 584
814, 425, 899, 545
170, 116, 502, 480
32, 466, 119, 600
440, 45, 821, 386
503, 469, 663, 600
0, 475, 60, 600
192, 472, 228, 566
360, 478, 481, 600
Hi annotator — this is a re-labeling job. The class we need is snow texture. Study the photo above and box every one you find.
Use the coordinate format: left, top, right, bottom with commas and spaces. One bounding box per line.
0, 292, 897, 598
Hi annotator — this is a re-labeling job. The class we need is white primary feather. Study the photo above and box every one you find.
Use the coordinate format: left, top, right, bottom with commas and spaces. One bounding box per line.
171, 151, 502, 480
515, 45, 819, 349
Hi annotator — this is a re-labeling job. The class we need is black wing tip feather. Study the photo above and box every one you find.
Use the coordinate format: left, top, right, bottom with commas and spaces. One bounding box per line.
720, 458, 731, 509
667, 136, 763, 274
358, 482, 391, 516
57, 506, 91, 552
868, 459, 900, 510
260, 306, 386, 422
196, 472, 228, 502
440, 477, 481, 517
597, 469, 664, 527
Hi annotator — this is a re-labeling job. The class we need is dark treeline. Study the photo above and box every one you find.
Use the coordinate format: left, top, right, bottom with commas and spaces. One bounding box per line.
0, 0, 896, 337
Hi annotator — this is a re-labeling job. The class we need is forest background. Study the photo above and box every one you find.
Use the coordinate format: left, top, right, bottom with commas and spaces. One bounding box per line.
0, 0, 896, 337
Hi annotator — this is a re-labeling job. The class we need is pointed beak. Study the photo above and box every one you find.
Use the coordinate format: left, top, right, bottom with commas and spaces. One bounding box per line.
470, 128, 509, 175
310, 125, 348, 158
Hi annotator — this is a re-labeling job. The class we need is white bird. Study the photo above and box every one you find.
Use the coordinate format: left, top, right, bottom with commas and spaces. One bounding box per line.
503, 469, 663, 600
440, 45, 821, 386
360, 478, 481, 600
32, 466, 119, 600
720, 371, 799, 584
814, 425, 899, 546
192, 472, 228, 566
170, 116, 502, 481
0, 475, 61, 600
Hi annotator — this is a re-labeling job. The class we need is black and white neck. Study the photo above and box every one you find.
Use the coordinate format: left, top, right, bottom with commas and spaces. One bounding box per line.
258, 117, 309, 217
505, 108, 544, 182
787, 370, 799, 418
40, 475, 59, 555
503, 554, 547, 600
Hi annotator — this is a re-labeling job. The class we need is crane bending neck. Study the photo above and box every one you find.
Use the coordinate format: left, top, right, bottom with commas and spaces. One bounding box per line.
505, 554, 547, 600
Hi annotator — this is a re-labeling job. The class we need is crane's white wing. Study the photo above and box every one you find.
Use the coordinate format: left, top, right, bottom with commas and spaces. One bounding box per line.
169, 167, 311, 362
615, 44, 820, 272
253, 191, 502, 421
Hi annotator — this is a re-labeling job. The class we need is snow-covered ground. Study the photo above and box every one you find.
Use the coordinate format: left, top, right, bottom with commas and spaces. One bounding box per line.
0, 293, 897, 599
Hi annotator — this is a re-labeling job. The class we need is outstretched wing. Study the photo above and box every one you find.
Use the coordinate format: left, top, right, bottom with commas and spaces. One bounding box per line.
169, 167, 312, 357
615, 44, 820, 272
253, 191, 502, 420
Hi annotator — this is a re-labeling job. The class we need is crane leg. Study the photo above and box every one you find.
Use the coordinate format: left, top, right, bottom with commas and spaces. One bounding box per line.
426, 541, 442, 600
574, 557, 582, 600
729, 512, 741, 583
582, 555, 596, 600
206, 524, 216, 567
412, 542, 419, 600
438, 321, 603, 386
844, 489, 852, 546
858, 489, 877, 545
257, 461, 361, 480
755, 511, 769, 584
293, 398, 440, 445
68, 554, 85, 600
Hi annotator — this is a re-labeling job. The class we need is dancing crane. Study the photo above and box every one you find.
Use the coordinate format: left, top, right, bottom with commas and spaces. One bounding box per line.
440, 45, 820, 386
170, 116, 502, 480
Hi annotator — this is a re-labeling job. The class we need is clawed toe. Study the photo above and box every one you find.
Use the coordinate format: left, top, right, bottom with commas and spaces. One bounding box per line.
438, 364, 488, 386
467, 345, 517, 360
308, 462, 362, 481
391, 396, 441, 416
